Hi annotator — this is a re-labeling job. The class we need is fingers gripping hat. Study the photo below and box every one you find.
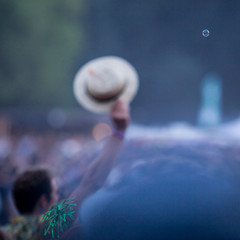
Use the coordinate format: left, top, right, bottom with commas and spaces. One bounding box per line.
73, 56, 139, 113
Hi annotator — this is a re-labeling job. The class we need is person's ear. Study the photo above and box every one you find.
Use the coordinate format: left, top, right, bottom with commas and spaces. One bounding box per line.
38, 194, 49, 212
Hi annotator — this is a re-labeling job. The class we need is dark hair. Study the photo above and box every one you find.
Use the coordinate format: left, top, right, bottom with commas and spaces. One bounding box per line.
12, 168, 53, 214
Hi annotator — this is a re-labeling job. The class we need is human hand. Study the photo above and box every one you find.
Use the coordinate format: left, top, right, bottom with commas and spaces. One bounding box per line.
110, 99, 130, 132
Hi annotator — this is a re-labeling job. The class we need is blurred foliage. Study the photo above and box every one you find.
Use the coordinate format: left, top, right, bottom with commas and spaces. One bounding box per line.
0, 0, 86, 107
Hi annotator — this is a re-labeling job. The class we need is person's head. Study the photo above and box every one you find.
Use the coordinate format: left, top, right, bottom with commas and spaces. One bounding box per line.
12, 168, 58, 215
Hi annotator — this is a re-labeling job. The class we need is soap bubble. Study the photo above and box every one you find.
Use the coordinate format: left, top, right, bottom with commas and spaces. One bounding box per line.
202, 29, 210, 37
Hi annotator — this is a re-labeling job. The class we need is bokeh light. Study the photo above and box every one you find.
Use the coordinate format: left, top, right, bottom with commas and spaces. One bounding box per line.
60, 139, 82, 159
47, 109, 67, 129
92, 123, 112, 141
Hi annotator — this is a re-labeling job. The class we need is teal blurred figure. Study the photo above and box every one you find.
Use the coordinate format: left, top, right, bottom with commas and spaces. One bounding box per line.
198, 73, 222, 127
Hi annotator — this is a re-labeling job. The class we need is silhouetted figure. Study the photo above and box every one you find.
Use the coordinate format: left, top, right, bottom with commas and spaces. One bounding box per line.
198, 73, 222, 127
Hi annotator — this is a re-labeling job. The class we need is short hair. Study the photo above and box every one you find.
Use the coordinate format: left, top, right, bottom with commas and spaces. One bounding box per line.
12, 168, 53, 214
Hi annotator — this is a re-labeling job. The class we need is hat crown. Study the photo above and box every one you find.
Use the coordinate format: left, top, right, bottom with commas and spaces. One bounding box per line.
87, 68, 125, 100
73, 56, 139, 113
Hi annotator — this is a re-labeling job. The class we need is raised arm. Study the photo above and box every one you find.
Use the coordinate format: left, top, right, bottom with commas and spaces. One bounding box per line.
69, 99, 130, 205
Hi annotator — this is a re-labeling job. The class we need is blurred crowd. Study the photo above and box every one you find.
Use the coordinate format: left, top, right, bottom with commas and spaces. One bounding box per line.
2, 124, 240, 208
0, 128, 102, 223
1, 116, 240, 239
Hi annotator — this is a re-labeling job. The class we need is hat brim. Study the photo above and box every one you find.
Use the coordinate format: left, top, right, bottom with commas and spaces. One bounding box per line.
73, 56, 139, 113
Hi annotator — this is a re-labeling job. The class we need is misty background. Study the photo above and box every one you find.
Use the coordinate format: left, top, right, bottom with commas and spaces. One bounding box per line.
0, 0, 240, 127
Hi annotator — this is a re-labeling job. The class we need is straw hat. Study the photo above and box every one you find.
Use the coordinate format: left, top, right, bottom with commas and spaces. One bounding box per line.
73, 56, 139, 113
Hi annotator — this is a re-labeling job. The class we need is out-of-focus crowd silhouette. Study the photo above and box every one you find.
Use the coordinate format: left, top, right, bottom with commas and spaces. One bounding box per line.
0, 120, 101, 225
2, 113, 240, 239
1, 119, 240, 205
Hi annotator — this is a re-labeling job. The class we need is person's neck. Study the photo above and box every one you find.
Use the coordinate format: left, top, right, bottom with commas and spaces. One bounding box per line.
30, 205, 43, 216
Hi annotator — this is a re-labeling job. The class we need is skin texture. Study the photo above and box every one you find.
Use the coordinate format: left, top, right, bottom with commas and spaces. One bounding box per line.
69, 99, 129, 211
42, 99, 130, 238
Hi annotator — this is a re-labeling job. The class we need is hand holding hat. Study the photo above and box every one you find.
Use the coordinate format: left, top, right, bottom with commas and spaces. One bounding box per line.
110, 99, 130, 133
73, 56, 139, 113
